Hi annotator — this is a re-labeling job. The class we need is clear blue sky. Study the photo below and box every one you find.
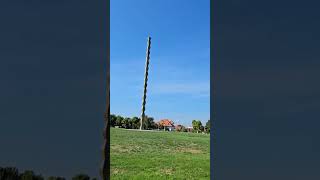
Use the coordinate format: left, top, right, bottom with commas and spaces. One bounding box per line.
111, 0, 210, 126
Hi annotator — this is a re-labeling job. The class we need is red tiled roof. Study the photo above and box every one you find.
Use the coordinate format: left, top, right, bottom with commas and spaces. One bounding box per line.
158, 119, 174, 126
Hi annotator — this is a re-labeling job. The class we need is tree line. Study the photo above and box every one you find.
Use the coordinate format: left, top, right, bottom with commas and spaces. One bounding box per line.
110, 114, 211, 133
192, 119, 211, 133
0, 167, 95, 180
175, 120, 210, 133
110, 114, 157, 130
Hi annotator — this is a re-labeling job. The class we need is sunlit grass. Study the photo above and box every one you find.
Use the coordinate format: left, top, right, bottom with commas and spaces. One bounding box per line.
110, 128, 210, 179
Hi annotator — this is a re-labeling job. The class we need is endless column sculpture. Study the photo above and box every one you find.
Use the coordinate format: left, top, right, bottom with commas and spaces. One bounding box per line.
140, 36, 151, 130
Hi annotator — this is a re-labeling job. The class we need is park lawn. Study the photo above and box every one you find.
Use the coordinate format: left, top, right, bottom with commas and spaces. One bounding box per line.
110, 128, 210, 180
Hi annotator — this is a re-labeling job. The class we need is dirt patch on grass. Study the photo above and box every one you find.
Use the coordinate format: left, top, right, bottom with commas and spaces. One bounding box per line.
111, 168, 126, 175
111, 144, 142, 153
175, 147, 202, 154
160, 168, 175, 175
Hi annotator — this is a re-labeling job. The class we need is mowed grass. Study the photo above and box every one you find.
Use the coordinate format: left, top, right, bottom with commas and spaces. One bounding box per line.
110, 128, 210, 180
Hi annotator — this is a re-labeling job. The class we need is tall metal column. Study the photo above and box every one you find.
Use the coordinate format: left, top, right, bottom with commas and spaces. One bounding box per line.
140, 36, 151, 130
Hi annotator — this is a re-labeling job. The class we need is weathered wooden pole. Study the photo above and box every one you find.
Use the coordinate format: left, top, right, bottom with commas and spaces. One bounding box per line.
101, 13, 110, 180
140, 36, 151, 130
101, 67, 110, 179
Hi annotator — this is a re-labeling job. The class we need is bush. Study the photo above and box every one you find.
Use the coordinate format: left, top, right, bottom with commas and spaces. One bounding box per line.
20, 170, 44, 180
72, 174, 90, 180
48, 177, 66, 180
0, 167, 19, 180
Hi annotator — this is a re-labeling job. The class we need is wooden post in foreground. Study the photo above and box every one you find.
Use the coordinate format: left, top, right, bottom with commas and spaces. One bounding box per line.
140, 36, 152, 130
101, 33, 110, 180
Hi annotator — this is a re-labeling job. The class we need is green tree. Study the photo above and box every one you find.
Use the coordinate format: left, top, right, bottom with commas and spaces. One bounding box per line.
205, 119, 211, 133
128, 117, 134, 129
200, 125, 204, 132
71, 174, 90, 180
115, 115, 124, 127
131, 117, 140, 129
20, 170, 44, 180
192, 120, 202, 133
110, 114, 117, 127
143, 116, 155, 130
122, 118, 130, 129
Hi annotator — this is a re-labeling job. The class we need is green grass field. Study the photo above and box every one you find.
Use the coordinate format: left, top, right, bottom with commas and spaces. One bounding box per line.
110, 128, 210, 180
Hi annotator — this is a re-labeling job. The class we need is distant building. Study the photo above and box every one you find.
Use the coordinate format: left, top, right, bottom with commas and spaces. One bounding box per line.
175, 124, 183, 131
157, 119, 175, 131
187, 126, 193, 132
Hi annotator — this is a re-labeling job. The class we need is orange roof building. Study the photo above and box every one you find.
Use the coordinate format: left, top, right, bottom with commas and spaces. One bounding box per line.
157, 119, 175, 131
158, 119, 174, 126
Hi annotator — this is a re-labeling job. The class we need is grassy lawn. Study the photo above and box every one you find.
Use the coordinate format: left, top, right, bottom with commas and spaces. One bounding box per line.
110, 128, 210, 180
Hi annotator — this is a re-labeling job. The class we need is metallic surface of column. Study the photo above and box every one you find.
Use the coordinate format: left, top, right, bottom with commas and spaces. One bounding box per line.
140, 36, 151, 130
